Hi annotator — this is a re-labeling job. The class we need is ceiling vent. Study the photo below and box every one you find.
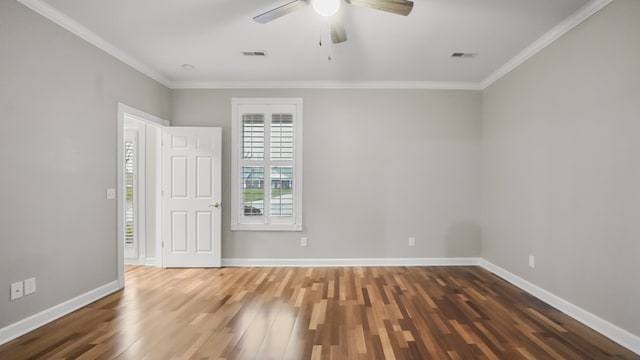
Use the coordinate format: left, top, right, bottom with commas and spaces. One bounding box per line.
451, 52, 477, 58
243, 51, 267, 56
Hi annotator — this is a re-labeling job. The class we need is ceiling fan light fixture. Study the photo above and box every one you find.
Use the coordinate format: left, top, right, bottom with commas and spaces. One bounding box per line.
312, 0, 341, 17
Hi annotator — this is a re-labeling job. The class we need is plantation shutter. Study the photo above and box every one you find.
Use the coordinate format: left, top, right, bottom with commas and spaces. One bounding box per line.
124, 139, 135, 247
231, 99, 303, 231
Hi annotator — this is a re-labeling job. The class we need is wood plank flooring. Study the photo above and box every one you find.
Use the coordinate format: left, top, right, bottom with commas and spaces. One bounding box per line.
1, 266, 638, 359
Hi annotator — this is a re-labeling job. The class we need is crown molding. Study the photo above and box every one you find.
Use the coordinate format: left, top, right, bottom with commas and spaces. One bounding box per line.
168, 80, 484, 91
16, 0, 172, 88
18, 0, 610, 91
480, 0, 612, 89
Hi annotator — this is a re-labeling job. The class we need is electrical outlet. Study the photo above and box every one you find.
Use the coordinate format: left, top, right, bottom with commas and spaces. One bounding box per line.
24, 278, 36, 295
409, 237, 416, 247
10, 281, 23, 300
300, 237, 308, 247
529, 255, 535, 268
106, 188, 116, 200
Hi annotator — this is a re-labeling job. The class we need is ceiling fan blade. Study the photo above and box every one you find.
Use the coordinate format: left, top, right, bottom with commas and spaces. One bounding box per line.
330, 16, 347, 44
345, 0, 413, 16
253, 0, 310, 24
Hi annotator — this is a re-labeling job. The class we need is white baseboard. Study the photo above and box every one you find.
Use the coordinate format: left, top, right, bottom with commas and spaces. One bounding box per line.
0, 281, 121, 346
479, 259, 640, 356
221, 257, 481, 267
124, 257, 158, 266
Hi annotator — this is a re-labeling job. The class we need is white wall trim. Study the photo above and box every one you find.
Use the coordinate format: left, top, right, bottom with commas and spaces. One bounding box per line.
222, 257, 481, 267
154, 125, 164, 268
169, 81, 484, 91
123, 257, 158, 266
124, 258, 139, 266
16, 0, 170, 87
0, 281, 120, 346
119, 103, 170, 127
480, 0, 612, 89
479, 259, 640, 356
137, 127, 147, 262
116, 105, 125, 288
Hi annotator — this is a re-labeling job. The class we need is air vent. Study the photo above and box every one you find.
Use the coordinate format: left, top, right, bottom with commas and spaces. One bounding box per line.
243, 51, 267, 56
451, 52, 477, 58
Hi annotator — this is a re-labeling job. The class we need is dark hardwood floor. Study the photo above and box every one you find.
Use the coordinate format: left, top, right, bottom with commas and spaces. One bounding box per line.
0, 265, 638, 359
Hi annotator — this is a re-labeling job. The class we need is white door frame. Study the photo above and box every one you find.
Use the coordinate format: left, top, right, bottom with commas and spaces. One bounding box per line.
117, 103, 169, 288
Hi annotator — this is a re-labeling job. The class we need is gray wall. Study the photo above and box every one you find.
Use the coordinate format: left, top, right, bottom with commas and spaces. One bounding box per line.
0, 0, 170, 327
482, 0, 640, 337
171, 89, 482, 259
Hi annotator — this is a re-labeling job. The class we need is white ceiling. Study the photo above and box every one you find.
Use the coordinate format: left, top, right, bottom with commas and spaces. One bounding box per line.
23, 0, 608, 88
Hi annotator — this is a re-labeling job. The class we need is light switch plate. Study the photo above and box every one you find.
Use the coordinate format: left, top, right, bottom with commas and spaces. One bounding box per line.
24, 277, 36, 295
106, 188, 116, 200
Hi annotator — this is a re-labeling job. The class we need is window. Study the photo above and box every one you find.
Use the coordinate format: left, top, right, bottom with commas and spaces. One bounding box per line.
231, 98, 303, 231
124, 138, 136, 247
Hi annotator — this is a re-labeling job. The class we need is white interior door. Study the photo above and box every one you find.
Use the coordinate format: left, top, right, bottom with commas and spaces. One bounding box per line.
162, 127, 221, 267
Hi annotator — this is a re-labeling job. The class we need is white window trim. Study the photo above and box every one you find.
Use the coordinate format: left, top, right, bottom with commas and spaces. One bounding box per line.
231, 98, 303, 231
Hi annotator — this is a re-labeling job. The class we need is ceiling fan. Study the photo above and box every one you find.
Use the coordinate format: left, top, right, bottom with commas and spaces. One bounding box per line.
253, 0, 414, 44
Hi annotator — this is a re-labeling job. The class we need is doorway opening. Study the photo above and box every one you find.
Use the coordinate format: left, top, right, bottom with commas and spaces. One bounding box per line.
117, 104, 168, 287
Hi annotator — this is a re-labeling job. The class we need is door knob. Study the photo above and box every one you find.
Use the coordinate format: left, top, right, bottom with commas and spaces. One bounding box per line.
209, 202, 220, 208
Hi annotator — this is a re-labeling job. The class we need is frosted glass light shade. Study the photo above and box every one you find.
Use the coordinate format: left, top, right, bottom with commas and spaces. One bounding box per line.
312, 0, 341, 16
